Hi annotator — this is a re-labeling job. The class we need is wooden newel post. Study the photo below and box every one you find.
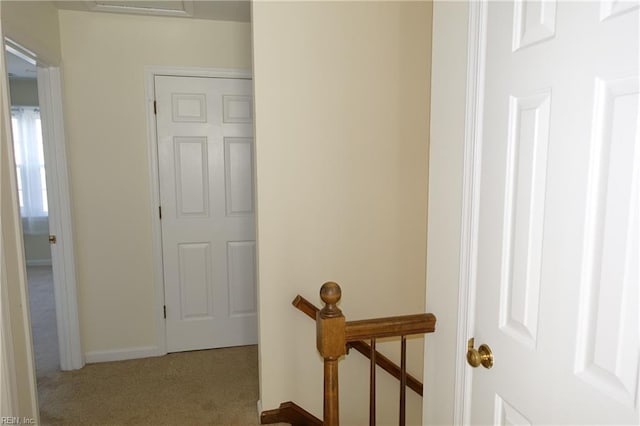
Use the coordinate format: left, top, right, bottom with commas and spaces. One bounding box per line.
317, 282, 346, 426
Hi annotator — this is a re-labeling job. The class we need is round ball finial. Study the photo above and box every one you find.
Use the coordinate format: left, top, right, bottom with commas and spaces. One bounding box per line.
320, 281, 341, 305
319, 282, 342, 318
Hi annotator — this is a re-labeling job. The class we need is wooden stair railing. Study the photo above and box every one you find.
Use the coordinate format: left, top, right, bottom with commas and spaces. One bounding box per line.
260, 282, 436, 426
292, 295, 424, 396
260, 401, 323, 426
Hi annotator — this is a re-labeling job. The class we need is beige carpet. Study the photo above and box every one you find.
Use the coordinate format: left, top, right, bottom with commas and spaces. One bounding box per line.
38, 346, 261, 425
27, 265, 60, 377
28, 267, 262, 425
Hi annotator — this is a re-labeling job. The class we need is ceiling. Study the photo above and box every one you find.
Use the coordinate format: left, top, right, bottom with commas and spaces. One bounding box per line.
54, 0, 250, 23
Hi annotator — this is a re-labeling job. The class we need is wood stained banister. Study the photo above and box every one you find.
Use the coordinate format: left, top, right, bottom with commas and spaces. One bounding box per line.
347, 341, 423, 396
260, 401, 323, 426
345, 313, 436, 342
315, 282, 436, 426
292, 295, 318, 320
292, 295, 424, 396
316, 282, 346, 425
263, 283, 436, 426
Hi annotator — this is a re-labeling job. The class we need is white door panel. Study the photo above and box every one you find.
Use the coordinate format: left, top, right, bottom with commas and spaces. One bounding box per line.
470, 1, 638, 424
155, 75, 256, 352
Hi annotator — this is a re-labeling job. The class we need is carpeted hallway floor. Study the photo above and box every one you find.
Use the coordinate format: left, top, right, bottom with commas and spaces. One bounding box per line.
27, 266, 60, 377
28, 267, 263, 425
38, 346, 262, 425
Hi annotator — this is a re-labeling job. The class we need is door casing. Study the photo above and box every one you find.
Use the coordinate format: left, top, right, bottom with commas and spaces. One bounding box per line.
5, 38, 84, 372
452, 2, 488, 424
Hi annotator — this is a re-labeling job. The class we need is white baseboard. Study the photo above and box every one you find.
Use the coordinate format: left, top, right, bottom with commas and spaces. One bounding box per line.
84, 346, 164, 364
26, 259, 52, 267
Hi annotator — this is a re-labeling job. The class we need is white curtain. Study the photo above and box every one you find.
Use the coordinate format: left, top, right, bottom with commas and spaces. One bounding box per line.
10, 107, 49, 235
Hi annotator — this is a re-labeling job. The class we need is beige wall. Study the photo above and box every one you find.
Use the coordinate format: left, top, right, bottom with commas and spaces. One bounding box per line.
8, 79, 39, 107
23, 234, 52, 266
423, 2, 469, 425
252, 1, 431, 423
2, 1, 61, 65
58, 10, 252, 355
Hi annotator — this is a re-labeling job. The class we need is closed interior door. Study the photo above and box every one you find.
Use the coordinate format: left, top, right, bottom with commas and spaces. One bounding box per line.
155, 75, 257, 352
470, 1, 638, 424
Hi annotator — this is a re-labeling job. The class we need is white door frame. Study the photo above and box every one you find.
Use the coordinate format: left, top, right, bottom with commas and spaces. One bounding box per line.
453, 2, 487, 425
143, 66, 252, 355
5, 38, 84, 371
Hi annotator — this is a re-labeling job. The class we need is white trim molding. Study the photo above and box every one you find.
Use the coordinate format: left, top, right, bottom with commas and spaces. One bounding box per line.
85, 0, 195, 18
453, 2, 488, 425
37, 66, 84, 371
144, 66, 252, 80
84, 346, 160, 364
143, 66, 253, 358
4, 39, 36, 67
25, 259, 53, 267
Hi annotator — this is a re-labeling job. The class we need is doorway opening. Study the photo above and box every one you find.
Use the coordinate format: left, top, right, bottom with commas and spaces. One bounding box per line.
6, 48, 59, 379
4, 37, 83, 386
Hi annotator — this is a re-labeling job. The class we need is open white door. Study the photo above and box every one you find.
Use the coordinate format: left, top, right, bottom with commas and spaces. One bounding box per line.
464, 1, 639, 424
155, 75, 257, 352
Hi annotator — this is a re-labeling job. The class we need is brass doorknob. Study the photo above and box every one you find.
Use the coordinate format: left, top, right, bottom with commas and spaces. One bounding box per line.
467, 338, 493, 369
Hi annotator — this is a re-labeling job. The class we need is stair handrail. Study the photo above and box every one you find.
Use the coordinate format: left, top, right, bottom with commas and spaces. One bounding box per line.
261, 282, 436, 426
316, 282, 436, 426
292, 295, 425, 396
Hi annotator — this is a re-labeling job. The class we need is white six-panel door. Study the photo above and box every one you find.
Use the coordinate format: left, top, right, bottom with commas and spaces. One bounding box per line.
155, 76, 257, 352
470, 1, 638, 424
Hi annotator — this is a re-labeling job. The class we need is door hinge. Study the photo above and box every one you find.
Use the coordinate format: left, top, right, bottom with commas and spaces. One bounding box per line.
163, 305, 167, 319
153, 100, 157, 115
159, 206, 162, 219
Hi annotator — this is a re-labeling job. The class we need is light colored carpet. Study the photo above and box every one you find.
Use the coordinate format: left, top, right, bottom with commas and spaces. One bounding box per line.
27, 265, 60, 377
27, 267, 262, 425
38, 346, 261, 425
